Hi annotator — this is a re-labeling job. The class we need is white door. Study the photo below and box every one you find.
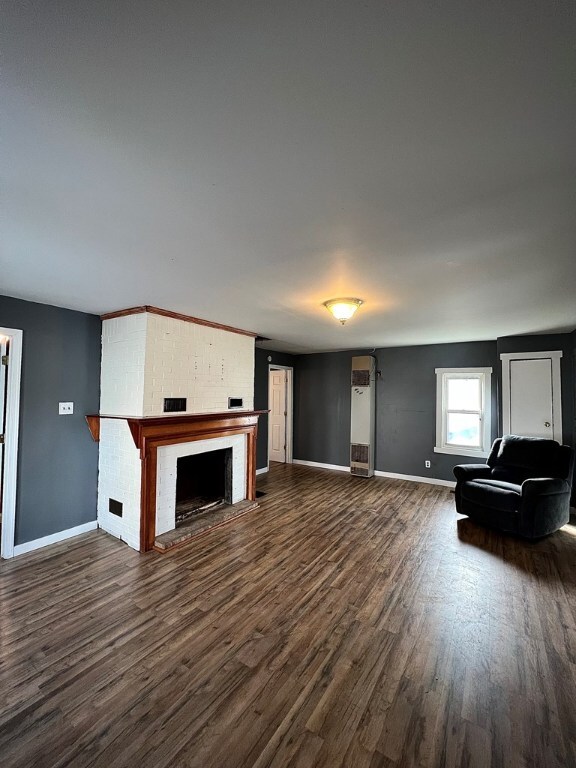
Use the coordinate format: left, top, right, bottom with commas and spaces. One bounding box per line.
502, 351, 562, 441
510, 359, 554, 438
268, 369, 287, 463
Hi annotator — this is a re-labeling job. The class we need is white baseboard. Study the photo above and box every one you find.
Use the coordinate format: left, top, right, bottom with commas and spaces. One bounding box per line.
293, 459, 349, 472
256, 467, 269, 475
13, 520, 98, 556
292, 459, 455, 488
374, 470, 456, 489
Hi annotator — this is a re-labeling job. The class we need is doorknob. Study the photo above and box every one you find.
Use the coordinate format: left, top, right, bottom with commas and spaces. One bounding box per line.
544, 421, 551, 428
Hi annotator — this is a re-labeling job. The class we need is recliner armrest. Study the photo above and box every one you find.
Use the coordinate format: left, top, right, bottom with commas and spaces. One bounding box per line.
519, 477, 572, 538
522, 477, 571, 497
453, 464, 492, 482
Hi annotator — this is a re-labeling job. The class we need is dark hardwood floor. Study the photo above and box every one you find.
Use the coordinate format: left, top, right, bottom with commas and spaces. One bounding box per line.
1, 463, 576, 767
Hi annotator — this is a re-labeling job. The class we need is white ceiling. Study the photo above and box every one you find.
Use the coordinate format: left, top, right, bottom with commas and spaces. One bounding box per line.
2, 1, 575, 353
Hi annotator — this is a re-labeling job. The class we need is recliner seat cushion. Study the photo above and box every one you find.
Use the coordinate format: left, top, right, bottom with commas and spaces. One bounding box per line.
461, 479, 522, 513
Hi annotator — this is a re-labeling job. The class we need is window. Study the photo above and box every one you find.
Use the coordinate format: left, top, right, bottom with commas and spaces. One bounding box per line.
435, 367, 492, 458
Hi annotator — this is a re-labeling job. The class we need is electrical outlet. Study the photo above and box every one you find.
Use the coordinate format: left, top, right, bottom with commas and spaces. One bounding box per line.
425, 460, 431, 468
59, 402, 74, 415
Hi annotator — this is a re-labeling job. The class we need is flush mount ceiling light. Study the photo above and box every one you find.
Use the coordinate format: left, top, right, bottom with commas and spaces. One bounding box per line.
323, 298, 364, 325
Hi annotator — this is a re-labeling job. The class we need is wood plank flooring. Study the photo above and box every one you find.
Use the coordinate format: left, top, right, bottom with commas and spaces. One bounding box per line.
1, 463, 576, 767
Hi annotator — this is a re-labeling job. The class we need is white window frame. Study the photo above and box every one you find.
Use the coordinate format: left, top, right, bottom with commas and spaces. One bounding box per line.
434, 367, 492, 459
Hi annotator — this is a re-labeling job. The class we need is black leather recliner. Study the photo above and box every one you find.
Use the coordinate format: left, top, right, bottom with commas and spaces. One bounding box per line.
453, 435, 574, 538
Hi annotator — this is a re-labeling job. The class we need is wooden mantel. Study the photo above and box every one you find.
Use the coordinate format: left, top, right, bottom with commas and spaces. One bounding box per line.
86, 411, 266, 552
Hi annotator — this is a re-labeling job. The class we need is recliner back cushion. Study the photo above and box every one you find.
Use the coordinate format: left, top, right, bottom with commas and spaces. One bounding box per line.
491, 435, 565, 484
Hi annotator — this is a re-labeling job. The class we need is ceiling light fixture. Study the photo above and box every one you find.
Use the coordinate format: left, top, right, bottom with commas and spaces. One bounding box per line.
323, 298, 364, 325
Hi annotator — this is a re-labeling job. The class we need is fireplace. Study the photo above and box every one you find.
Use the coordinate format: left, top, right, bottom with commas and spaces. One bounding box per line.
155, 431, 247, 538
175, 448, 232, 524
88, 410, 264, 551
90, 306, 265, 552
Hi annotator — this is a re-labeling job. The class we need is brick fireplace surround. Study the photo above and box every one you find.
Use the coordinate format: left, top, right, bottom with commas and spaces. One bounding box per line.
87, 409, 264, 551
89, 305, 264, 553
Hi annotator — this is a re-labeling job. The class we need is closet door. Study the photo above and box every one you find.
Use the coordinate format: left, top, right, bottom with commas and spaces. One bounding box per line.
501, 351, 562, 442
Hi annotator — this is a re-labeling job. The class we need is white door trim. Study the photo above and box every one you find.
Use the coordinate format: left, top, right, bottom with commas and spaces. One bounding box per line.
0, 327, 23, 559
500, 350, 563, 443
267, 365, 293, 469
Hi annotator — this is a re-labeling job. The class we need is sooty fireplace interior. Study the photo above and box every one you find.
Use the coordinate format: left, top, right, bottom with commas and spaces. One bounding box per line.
175, 448, 233, 525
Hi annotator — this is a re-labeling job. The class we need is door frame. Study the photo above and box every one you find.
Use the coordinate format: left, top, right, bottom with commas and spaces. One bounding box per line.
500, 350, 563, 443
0, 327, 23, 559
267, 365, 293, 469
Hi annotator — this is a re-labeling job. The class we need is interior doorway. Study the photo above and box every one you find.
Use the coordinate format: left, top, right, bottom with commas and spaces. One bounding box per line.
268, 365, 293, 467
0, 327, 23, 559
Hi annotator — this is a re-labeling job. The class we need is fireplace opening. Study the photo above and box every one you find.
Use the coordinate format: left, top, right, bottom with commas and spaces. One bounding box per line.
175, 448, 233, 526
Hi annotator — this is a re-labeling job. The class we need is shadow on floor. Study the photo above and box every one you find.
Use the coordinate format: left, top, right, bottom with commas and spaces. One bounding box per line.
456, 515, 576, 585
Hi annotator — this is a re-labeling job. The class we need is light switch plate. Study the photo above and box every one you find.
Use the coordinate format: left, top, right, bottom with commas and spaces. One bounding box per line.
59, 402, 74, 415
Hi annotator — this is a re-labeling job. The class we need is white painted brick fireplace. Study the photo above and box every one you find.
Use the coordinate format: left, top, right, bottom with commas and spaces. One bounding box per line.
100, 310, 254, 417
155, 434, 246, 536
95, 307, 257, 551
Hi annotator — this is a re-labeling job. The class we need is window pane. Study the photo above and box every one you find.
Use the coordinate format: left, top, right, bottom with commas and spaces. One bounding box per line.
447, 413, 481, 447
447, 377, 480, 411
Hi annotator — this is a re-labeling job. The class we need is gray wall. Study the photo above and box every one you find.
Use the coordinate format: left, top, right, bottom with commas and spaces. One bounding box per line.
293, 350, 356, 468
254, 347, 297, 470
293, 333, 576, 484
0, 295, 101, 544
376, 341, 499, 480
294, 341, 499, 482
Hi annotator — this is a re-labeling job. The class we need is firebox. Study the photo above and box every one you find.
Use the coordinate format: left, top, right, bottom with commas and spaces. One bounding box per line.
175, 448, 233, 525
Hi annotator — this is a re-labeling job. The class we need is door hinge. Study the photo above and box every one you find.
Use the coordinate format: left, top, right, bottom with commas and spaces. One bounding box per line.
1, 354, 8, 366
0, 434, 4, 444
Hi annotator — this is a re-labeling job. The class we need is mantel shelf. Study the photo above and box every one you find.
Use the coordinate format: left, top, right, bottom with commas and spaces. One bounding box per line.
86, 411, 268, 450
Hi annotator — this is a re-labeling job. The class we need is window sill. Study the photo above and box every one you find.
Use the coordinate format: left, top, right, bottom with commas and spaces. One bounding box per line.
434, 446, 489, 459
